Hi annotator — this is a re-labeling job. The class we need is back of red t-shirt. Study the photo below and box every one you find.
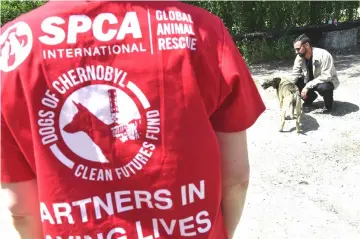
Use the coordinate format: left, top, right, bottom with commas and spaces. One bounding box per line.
1, 1, 265, 238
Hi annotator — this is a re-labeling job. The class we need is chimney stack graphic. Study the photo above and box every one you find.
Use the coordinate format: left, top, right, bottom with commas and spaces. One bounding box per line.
108, 89, 119, 123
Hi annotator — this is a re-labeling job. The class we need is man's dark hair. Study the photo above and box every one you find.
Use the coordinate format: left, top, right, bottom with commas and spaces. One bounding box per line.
293, 34, 311, 46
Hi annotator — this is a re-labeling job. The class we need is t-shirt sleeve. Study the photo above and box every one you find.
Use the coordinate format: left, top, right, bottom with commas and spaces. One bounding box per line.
1, 113, 36, 183
210, 21, 266, 132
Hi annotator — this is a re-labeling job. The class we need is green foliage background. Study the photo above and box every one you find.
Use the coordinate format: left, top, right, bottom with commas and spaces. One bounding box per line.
189, 1, 360, 63
1, 0, 359, 64
1, 0, 46, 26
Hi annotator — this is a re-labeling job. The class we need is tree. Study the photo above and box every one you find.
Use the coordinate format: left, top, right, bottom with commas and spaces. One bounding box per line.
0, 0, 45, 26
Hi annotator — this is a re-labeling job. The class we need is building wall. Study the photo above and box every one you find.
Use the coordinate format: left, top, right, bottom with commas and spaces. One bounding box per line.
320, 28, 358, 50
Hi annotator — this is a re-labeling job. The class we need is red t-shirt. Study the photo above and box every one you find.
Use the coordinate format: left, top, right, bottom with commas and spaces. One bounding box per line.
1, 1, 265, 238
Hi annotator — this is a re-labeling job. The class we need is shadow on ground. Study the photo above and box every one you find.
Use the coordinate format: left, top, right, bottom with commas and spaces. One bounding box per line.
280, 114, 319, 134
284, 101, 359, 134
333, 54, 360, 71
300, 114, 320, 134
331, 101, 359, 116
250, 61, 293, 76
310, 100, 359, 116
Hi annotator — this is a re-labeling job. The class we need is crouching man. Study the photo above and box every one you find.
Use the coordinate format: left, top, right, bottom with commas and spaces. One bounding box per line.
289, 34, 340, 113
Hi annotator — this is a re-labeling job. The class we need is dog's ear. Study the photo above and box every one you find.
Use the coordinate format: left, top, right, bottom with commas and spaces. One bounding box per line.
272, 77, 281, 88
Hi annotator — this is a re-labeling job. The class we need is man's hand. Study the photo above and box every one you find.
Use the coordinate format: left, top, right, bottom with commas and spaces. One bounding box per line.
301, 87, 308, 99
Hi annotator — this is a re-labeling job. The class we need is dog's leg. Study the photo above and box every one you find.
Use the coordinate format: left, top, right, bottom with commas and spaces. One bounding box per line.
279, 108, 286, 132
279, 96, 283, 109
290, 102, 295, 119
290, 99, 296, 119
296, 96, 302, 133
296, 114, 301, 133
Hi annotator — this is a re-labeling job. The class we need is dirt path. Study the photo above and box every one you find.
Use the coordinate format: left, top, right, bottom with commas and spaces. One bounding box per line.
236, 49, 360, 239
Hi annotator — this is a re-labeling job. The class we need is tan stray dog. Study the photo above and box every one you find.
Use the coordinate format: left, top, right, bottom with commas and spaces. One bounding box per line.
261, 77, 302, 133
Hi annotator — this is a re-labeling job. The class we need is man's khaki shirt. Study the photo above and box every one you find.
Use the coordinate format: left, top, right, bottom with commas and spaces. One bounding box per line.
290, 47, 340, 89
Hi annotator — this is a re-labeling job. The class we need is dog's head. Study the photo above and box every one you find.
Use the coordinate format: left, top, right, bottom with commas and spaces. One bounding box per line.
261, 77, 282, 90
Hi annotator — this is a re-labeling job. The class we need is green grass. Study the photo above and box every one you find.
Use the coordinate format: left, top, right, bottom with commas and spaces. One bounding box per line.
237, 36, 296, 65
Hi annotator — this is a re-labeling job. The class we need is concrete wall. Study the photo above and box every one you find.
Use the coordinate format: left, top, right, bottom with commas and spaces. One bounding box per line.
320, 28, 358, 50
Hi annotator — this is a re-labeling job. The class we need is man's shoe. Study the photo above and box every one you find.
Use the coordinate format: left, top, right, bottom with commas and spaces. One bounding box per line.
324, 100, 333, 113
323, 94, 334, 113
322, 106, 332, 114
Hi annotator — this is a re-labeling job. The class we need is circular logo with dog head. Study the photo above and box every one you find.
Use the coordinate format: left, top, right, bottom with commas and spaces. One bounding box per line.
37, 66, 161, 182
59, 85, 142, 164
0, 22, 33, 72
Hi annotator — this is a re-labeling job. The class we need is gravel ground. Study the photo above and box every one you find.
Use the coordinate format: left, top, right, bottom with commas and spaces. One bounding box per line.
236, 47, 360, 239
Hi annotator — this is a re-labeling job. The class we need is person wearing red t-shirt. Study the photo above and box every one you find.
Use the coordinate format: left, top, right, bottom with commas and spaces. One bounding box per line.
1, 1, 265, 239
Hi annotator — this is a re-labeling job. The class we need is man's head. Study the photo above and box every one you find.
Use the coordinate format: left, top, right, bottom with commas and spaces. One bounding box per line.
293, 34, 312, 59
